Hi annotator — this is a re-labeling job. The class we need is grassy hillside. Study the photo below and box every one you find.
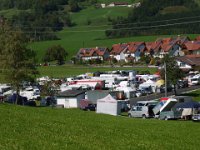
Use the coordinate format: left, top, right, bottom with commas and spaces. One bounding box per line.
160, 6, 189, 14
0, 104, 200, 149
32, 29, 199, 62
71, 6, 131, 26
37, 65, 157, 78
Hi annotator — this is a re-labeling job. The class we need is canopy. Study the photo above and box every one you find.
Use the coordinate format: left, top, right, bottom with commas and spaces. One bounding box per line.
175, 101, 200, 109
97, 94, 117, 103
156, 80, 164, 87
96, 94, 121, 116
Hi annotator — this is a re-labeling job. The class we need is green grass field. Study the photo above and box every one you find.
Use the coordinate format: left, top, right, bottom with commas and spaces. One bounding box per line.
29, 2, 200, 62
0, 66, 156, 82
37, 65, 157, 78
0, 103, 200, 150
31, 32, 199, 62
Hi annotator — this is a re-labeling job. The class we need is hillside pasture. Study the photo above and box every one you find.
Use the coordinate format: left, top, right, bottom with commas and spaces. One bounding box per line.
0, 104, 200, 150
32, 32, 199, 62
37, 65, 157, 78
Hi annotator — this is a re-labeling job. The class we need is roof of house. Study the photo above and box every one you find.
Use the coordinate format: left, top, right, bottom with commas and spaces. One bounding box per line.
195, 36, 200, 41
172, 36, 189, 45
126, 42, 145, 53
110, 43, 128, 55
161, 41, 177, 52
112, 2, 129, 5
145, 41, 162, 52
176, 55, 200, 66
156, 37, 172, 44
183, 41, 200, 51
77, 47, 108, 58
57, 90, 86, 97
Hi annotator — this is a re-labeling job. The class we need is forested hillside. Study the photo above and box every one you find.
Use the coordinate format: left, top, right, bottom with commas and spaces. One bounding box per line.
106, 0, 200, 38
0, 0, 88, 41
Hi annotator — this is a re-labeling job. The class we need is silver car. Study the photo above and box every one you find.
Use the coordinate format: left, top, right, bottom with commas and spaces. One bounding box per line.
128, 101, 157, 119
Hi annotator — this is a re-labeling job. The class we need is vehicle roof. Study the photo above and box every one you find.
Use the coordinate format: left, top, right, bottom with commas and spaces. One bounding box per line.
136, 100, 158, 104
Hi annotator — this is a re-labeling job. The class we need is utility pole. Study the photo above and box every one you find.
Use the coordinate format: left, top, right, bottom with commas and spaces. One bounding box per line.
164, 61, 167, 97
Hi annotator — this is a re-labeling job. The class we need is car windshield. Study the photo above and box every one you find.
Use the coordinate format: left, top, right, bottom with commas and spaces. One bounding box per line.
191, 78, 198, 81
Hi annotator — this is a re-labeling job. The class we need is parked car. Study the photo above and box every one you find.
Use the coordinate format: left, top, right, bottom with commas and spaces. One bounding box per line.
177, 80, 188, 89
135, 89, 146, 97
82, 104, 96, 111
128, 101, 157, 118
192, 114, 200, 121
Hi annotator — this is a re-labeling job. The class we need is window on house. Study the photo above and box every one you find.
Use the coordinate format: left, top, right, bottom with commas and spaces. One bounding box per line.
180, 62, 186, 67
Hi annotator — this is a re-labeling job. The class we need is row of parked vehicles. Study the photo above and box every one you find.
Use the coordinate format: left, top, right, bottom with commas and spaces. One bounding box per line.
128, 97, 200, 121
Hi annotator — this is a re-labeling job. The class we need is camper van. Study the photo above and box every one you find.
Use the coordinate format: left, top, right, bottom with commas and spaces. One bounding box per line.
128, 100, 157, 118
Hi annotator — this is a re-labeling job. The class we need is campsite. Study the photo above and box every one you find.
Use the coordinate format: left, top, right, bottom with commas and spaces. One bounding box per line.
1, 0, 200, 149
1, 68, 200, 121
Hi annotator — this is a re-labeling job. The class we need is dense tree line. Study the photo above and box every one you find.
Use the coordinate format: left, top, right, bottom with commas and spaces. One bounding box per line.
0, 0, 89, 41
106, 0, 200, 38
0, 0, 67, 10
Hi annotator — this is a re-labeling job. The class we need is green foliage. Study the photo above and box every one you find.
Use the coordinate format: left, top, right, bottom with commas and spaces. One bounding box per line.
0, 24, 38, 95
107, 0, 200, 38
140, 55, 151, 65
68, 0, 81, 12
160, 55, 184, 95
43, 45, 68, 65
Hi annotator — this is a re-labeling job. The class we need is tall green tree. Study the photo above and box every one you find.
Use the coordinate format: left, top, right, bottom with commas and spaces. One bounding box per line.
0, 23, 38, 103
160, 55, 184, 95
68, 0, 80, 12
43, 45, 68, 65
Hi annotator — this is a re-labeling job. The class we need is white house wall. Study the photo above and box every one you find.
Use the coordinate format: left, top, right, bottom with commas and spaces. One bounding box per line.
176, 60, 192, 69
57, 98, 66, 107
56, 94, 85, 108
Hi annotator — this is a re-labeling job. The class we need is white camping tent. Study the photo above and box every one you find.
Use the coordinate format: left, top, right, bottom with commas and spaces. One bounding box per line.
96, 94, 121, 116
139, 79, 157, 93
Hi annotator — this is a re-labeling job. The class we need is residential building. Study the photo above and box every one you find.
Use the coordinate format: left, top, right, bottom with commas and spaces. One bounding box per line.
176, 55, 200, 71
182, 41, 200, 55
77, 47, 110, 61
110, 43, 128, 61
124, 42, 146, 62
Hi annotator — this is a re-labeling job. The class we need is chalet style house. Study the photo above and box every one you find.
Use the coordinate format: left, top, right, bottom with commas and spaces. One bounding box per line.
77, 47, 110, 61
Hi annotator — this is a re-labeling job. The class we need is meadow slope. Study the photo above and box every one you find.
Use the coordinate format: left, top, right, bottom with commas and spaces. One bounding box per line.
0, 104, 200, 150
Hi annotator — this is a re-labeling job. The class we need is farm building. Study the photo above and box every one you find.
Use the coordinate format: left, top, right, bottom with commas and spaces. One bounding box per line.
56, 90, 85, 108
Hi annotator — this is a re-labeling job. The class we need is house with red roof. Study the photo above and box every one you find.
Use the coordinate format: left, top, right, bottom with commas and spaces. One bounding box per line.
107, 2, 129, 7
182, 41, 200, 55
176, 55, 200, 71
159, 38, 183, 57
110, 43, 128, 61
124, 42, 146, 62
145, 41, 162, 58
195, 36, 200, 41
77, 47, 110, 61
